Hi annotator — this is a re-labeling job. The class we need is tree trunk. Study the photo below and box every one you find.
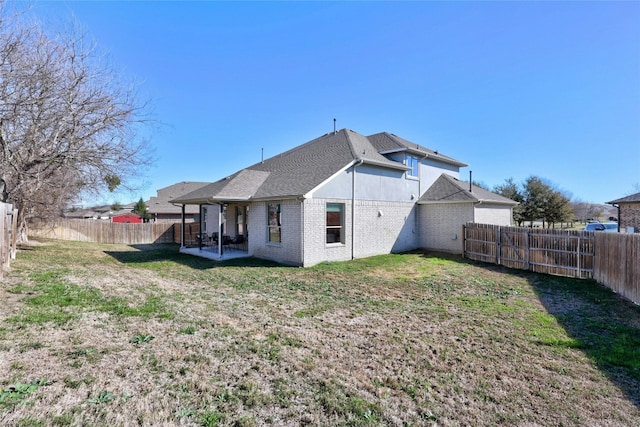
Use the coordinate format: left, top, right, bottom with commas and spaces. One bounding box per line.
15, 208, 29, 244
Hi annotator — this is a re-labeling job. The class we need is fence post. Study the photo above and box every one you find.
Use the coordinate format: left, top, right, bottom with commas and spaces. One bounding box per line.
10, 208, 17, 260
462, 224, 466, 258
525, 230, 530, 271
0, 203, 5, 279
496, 226, 501, 265
576, 235, 581, 278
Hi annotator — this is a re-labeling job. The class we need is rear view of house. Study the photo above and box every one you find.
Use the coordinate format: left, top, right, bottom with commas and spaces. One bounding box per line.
172, 129, 516, 266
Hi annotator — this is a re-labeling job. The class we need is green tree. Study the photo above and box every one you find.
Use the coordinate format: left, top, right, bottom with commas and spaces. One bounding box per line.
544, 190, 573, 228
521, 176, 572, 228
493, 178, 525, 226
132, 198, 150, 222
495, 176, 572, 228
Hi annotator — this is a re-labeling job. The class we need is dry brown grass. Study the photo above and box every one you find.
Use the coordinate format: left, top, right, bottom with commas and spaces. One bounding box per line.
0, 240, 639, 426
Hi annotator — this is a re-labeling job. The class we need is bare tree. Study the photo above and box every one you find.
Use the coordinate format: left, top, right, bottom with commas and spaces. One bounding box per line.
0, 5, 152, 241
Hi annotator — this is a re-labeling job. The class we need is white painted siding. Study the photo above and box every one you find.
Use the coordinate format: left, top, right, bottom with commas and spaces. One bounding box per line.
312, 164, 418, 203
420, 159, 459, 196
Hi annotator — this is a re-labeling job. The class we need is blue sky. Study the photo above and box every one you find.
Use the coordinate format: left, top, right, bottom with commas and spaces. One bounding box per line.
29, 1, 640, 205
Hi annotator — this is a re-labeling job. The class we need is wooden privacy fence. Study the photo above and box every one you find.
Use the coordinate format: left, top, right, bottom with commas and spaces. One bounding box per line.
29, 219, 175, 245
593, 232, 640, 305
463, 223, 640, 305
463, 224, 595, 279
1, 202, 17, 279
172, 222, 201, 247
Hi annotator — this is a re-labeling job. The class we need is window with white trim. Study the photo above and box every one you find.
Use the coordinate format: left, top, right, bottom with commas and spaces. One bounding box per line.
326, 203, 344, 244
406, 154, 419, 177
267, 203, 281, 243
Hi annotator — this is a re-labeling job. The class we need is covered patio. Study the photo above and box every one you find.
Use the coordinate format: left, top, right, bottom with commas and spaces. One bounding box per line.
179, 244, 251, 261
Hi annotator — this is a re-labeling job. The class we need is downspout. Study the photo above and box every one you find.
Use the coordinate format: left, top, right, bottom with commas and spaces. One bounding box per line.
300, 197, 305, 266
351, 159, 364, 260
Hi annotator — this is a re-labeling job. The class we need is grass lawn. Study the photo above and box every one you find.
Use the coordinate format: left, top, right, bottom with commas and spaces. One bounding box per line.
1, 240, 639, 426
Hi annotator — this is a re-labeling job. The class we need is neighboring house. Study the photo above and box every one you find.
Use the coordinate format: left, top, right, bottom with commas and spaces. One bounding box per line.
172, 129, 516, 266
146, 182, 209, 223
111, 213, 142, 224
63, 203, 136, 221
607, 192, 640, 233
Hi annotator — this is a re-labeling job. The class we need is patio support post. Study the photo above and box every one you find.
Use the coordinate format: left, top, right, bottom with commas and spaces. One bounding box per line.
198, 204, 204, 249
180, 204, 185, 248
218, 203, 223, 257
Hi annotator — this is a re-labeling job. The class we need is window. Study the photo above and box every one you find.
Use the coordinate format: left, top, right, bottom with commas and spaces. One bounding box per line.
236, 206, 244, 236
326, 203, 344, 244
267, 203, 281, 243
406, 155, 419, 177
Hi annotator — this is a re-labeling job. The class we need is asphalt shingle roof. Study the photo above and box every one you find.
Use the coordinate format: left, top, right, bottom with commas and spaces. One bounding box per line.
172, 129, 466, 204
147, 181, 209, 214
367, 132, 468, 167
607, 192, 640, 204
419, 174, 517, 205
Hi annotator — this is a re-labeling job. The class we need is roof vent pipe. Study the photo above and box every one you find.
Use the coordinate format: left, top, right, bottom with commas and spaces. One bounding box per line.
469, 171, 472, 192
333, 118, 336, 134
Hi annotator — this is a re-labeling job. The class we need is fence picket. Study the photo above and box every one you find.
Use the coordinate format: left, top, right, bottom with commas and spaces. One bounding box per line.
29, 219, 175, 245
463, 223, 639, 305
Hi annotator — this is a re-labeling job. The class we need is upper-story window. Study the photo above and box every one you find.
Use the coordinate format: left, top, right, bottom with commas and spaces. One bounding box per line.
406, 155, 419, 178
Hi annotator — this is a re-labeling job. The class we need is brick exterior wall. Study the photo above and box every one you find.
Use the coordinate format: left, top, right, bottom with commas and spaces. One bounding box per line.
247, 198, 513, 265
620, 202, 640, 233
248, 200, 303, 266
301, 199, 418, 267
152, 214, 198, 223
419, 203, 473, 253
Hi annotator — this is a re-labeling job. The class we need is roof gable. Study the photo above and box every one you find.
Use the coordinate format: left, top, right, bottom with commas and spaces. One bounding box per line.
368, 132, 467, 167
419, 174, 517, 205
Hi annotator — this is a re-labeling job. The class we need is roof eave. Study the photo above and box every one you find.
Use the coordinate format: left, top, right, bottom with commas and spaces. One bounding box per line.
361, 158, 411, 171
417, 199, 477, 205
250, 195, 303, 202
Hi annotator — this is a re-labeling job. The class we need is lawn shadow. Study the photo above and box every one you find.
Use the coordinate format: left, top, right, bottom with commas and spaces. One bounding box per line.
525, 271, 640, 409
422, 251, 640, 410
104, 243, 285, 270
